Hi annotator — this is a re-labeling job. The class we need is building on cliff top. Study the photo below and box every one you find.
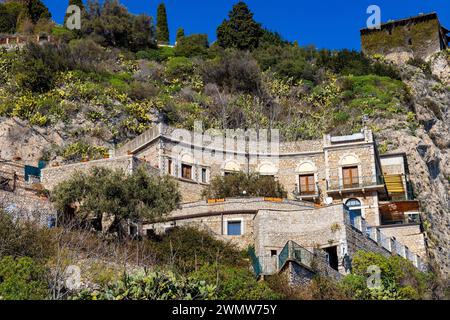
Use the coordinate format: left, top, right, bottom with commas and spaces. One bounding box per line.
361, 12, 449, 63
38, 123, 428, 283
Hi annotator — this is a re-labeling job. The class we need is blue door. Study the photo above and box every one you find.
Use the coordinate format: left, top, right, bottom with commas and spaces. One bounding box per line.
346, 199, 362, 227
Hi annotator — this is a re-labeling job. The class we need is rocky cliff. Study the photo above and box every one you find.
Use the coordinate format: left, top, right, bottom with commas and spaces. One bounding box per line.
377, 51, 450, 281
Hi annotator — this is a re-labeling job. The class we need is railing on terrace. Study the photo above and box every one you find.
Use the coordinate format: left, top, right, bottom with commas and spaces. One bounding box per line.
293, 184, 319, 198
278, 240, 314, 271
327, 175, 385, 191
344, 205, 426, 272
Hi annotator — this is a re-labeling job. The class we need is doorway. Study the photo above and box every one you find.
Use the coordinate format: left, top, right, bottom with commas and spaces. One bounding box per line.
323, 246, 339, 271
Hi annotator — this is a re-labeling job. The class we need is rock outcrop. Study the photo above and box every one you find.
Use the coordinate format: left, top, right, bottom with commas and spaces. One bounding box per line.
377, 61, 450, 280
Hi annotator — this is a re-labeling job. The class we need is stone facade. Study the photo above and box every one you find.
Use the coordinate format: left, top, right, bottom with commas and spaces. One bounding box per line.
41, 155, 159, 191
32, 122, 427, 282
361, 13, 449, 63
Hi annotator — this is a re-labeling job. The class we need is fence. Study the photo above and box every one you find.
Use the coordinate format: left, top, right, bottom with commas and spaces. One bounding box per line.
327, 175, 384, 191
344, 205, 425, 271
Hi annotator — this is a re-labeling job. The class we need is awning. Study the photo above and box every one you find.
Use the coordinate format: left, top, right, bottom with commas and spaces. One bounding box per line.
384, 174, 405, 194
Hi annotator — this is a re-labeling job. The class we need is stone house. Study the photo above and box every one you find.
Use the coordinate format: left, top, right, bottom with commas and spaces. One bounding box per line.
361, 12, 449, 63
40, 123, 427, 281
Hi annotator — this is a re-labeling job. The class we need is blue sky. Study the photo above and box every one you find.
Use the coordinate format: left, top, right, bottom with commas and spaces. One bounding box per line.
44, 0, 450, 50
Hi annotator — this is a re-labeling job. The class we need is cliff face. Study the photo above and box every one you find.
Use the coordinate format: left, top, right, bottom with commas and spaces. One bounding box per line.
377, 52, 450, 280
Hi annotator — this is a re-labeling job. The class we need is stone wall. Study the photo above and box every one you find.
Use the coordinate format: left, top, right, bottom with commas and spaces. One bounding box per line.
345, 225, 392, 259
0, 189, 55, 225
41, 155, 143, 190
378, 224, 426, 258
361, 17, 444, 62
253, 205, 347, 268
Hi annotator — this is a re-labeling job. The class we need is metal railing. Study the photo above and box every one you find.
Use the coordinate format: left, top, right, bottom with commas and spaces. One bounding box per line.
326, 175, 384, 191
293, 184, 319, 197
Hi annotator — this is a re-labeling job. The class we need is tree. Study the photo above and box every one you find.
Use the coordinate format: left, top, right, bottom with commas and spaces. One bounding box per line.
0, 1, 25, 33
175, 33, 209, 57
82, 0, 156, 51
51, 166, 181, 236
19, 0, 51, 23
216, 1, 263, 50
156, 2, 169, 44
203, 172, 287, 199
175, 27, 184, 43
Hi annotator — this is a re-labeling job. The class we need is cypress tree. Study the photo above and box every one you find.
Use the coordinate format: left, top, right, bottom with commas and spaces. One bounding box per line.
175, 27, 184, 43
156, 2, 169, 44
216, 1, 263, 50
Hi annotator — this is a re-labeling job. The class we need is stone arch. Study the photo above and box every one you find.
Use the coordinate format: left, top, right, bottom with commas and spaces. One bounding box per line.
222, 160, 241, 172
180, 152, 194, 164
339, 154, 360, 166
258, 162, 278, 175
296, 161, 317, 173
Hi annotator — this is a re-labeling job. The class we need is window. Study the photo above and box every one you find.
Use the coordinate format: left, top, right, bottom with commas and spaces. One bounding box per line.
299, 174, 315, 195
181, 164, 192, 180
227, 221, 242, 236
342, 166, 359, 188
270, 250, 277, 257
201, 168, 207, 183
168, 159, 172, 175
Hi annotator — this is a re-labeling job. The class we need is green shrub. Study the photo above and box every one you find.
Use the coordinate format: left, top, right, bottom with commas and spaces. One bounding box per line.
191, 264, 280, 300
175, 34, 209, 58
346, 250, 431, 300
59, 142, 108, 162
203, 172, 287, 199
0, 210, 55, 261
143, 227, 247, 274
74, 271, 216, 300
136, 47, 175, 62
0, 256, 49, 300
201, 50, 262, 93
165, 56, 195, 80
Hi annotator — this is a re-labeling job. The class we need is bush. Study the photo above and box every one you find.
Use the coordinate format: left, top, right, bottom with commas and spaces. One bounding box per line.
74, 271, 216, 300
136, 47, 175, 62
165, 56, 195, 80
175, 34, 209, 58
201, 50, 262, 93
345, 250, 432, 300
143, 227, 247, 274
203, 172, 287, 199
0, 210, 55, 262
191, 264, 280, 300
0, 256, 49, 300
58, 142, 108, 162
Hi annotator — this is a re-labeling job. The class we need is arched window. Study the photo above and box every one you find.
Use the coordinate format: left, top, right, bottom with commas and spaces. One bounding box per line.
345, 198, 362, 227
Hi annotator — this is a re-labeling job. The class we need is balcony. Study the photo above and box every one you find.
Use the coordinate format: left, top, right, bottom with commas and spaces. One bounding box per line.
380, 201, 421, 225
293, 184, 320, 202
326, 175, 385, 195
